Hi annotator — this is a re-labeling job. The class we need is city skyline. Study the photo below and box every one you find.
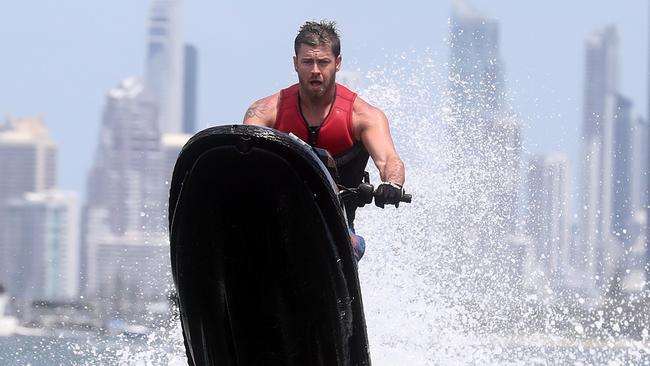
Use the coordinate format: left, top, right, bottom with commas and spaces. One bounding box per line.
1, 2, 650, 358
0, 1, 646, 195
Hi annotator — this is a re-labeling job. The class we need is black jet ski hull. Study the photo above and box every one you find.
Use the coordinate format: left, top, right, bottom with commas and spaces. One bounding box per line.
168, 125, 371, 366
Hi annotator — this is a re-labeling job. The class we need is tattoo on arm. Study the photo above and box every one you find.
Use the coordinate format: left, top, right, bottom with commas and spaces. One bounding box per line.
244, 100, 269, 121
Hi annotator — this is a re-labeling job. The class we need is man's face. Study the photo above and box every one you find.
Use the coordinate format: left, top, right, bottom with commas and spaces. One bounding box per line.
293, 44, 341, 99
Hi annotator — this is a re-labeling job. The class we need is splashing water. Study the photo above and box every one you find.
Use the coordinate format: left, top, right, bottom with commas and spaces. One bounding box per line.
352, 51, 650, 365
355, 50, 518, 365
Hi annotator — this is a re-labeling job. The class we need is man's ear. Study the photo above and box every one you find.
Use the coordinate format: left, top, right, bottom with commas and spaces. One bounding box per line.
293, 55, 298, 72
335, 55, 342, 71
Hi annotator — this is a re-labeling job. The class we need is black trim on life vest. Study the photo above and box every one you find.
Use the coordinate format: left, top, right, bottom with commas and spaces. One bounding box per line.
308, 126, 320, 146
297, 88, 337, 148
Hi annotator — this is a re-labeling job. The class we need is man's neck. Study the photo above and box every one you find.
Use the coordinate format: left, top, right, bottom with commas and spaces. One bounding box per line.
298, 86, 336, 127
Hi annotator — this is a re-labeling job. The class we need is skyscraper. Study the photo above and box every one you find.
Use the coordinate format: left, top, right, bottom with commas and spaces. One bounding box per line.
449, 0, 503, 129
183, 43, 198, 134
0, 117, 57, 205
83, 78, 165, 296
4, 191, 80, 302
525, 154, 570, 289
579, 26, 620, 293
631, 117, 648, 214
83, 76, 190, 305
611, 94, 634, 244
0, 117, 57, 286
645, 0, 650, 290
641, 5, 650, 290
85, 78, 160, 236
0, 118, 81, 305
146, 0, 184, 134
82, 0, 194, 315
448, 0, 520, 238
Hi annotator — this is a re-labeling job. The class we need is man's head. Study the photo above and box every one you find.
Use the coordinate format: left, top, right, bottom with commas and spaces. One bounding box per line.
293, 20, 342, 99
294, 20, 341, 57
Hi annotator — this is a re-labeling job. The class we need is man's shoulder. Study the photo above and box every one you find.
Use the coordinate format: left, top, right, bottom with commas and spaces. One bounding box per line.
258, 92, 281, 106
350, 95, 388, 140
352, 96, 387, 123
243, 93, 280, 126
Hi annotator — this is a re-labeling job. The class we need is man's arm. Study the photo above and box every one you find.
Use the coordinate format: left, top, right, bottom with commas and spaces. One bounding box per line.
242, 93, 279, 127
354, 98, 405, 186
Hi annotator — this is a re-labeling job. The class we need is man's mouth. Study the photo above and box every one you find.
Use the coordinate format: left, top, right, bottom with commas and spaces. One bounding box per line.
309, 80, 323, 87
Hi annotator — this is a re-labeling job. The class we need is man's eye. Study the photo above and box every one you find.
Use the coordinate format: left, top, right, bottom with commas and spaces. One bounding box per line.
318, 60, 330, 65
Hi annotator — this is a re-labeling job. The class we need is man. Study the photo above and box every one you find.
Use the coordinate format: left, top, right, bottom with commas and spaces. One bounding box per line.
243, 20, 405, 260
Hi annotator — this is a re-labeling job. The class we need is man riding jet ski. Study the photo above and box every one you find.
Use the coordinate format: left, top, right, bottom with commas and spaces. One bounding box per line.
243, 20, 407, 261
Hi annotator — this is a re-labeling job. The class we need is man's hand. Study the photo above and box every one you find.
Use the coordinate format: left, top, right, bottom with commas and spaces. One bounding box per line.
374, 182, 404, 208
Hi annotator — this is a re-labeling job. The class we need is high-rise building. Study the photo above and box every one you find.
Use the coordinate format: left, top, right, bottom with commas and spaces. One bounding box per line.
449, 0, 503, 129
0, 118, 80, 304
84, 78, 163, 295
578, 26, 621, 293
0, 117, 57, 286
631, 117, 648, 214
146, 0, 184, 134
183, 44, 198, 134
82, 0, 194, 313
611, 94, 635, 244
3, 191, 80, 302
645, 1, 650, 289
626, 116, 648, 284
85, 78, 160, 236
448, 0, 520, 237
0, 117, 57, 205
83, 78, 189, 303
525, 154, 570, 289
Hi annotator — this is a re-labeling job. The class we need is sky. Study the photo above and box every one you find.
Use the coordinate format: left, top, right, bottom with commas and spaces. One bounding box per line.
0, 1, 647, 196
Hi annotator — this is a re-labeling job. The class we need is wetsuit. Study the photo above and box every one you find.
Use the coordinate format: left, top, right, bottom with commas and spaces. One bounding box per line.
275, 83, 369, 260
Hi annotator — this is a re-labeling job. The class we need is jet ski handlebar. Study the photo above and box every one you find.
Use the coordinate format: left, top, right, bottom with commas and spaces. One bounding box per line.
310, 146, 411, 207
338, 172, 412, 208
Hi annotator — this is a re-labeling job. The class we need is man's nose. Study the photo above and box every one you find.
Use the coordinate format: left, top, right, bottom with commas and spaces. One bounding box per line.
310, 62, 320, 74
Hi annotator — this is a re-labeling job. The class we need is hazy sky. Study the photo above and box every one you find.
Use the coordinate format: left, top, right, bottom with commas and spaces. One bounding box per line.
0, 1, 646, 195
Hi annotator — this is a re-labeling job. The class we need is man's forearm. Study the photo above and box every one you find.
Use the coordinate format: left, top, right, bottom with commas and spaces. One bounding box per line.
380, 158, 405, 186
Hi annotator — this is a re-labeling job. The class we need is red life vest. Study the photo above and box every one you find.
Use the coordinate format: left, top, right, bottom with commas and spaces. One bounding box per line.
275, 83, 356, 157
274, 83, 370, 227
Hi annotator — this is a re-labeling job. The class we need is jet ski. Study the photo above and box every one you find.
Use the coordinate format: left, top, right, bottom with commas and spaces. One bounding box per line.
168, 125, 409, 366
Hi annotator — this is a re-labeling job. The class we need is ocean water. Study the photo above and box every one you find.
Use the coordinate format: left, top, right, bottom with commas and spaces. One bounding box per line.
0, 330, 186, 365
2, 333, 650, 365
